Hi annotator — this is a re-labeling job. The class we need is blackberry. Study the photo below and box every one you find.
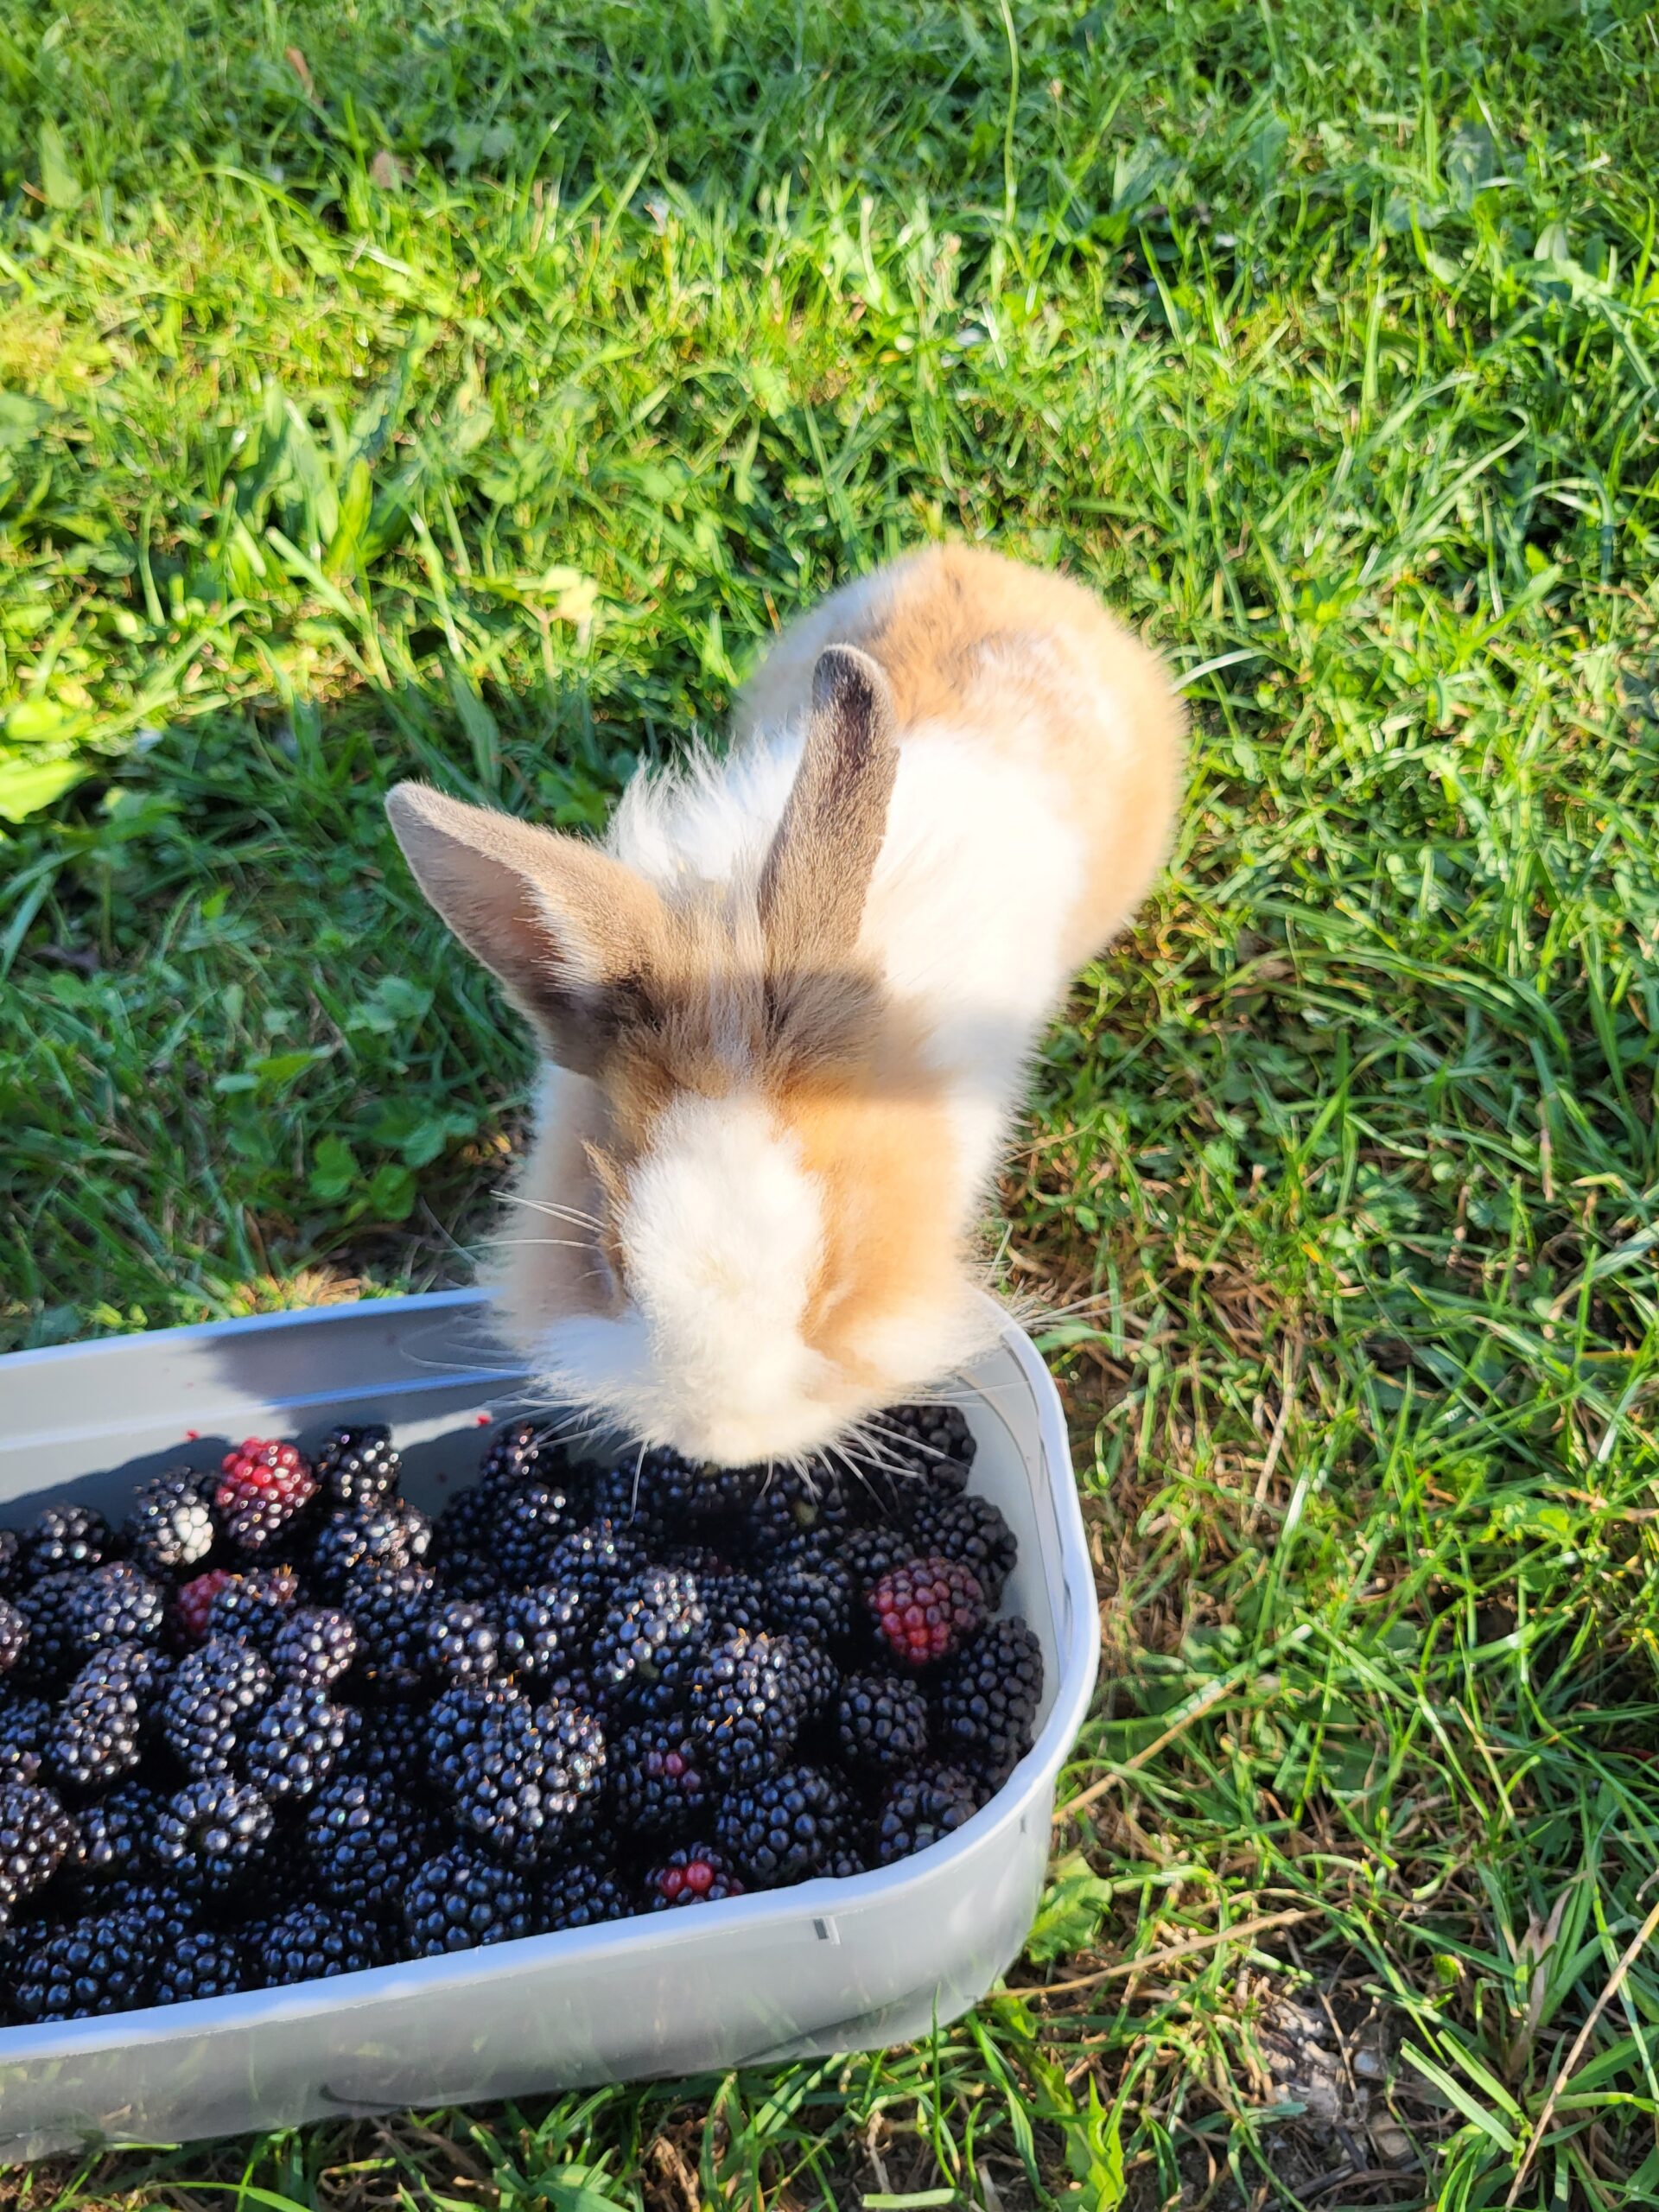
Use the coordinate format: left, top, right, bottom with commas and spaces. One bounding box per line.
72, 1782, 162, 1887
591, 1567, 709, 1715
51, 1640, 168, 1789
645, 1842, 745, 1909
13, 1909, 160, 2019
155, 1777, 275, 1897
0, 1596, 27, 1675
836, 1672, 931, 1776
214, 1437, 318, 1553
715, 1764, 849, 1888
539, 1522, 648, 1636
161, 1637, 274, 1776
22, 1504, 114, 1579
428, 1680, 526, 1796
356, 1700, 433, 1790
0, 1693, 51, 1780
689, 1629, 803, 1785
306, 1773, 430, 1914
405, 1845, 532, 1955
250, 1902, 384, 1985
869, 1402, 976, 1483
346, 1564, 437, 1694
500, 1581, 588, 1682
477, 1419, 560, 1489
312, 1500, 431, 1593
536, 1857, 631, 1930
873, 1762, 981, 1865
15, 1569, 91, 1686
836, 1525, 913, 1592
608, 1724, 714, 1835
207, 1567, 300, 1653
244, 1684, 357, 1802
312, 1422, 402, 1507
427, 1599, 501, 1684
746, 1463, 855, 1553
906, 1492, 1016, 1609
595, 1446, 759, 1538
101, 1874, 200, 1948
0, 1527, 18, 1592
153, 1929, 247, 2005
125, 1465, 215, 1575
271, 1606, 357, 1687
451, 1696, 606, 1866
698, 1562, 772, 1638
0, 1779, 78, 1905
67, 1560, 166, 1652
764, 1547, 855, 1644
431, 1482, 506, 1599
491, 1471, 587, 1592
173, 1568, 234, 1646
866, 1557, 986, 1669
825, 1844, 869, 1879
785, 1638, 840, 1720
936, 1618, 1043, 1786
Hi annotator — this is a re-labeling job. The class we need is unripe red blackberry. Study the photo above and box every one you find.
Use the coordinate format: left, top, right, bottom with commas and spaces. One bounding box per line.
865, 1557, 986, 1669
214, 1437, 317, 1554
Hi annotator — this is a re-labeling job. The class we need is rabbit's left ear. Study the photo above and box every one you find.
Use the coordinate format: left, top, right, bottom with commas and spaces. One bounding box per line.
758, 644, 898, 970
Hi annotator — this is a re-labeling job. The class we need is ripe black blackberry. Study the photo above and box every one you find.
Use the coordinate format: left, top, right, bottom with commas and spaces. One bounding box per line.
243, 1684, 357, 1802
866, 1557, 986, 1669
825, 1844, 869, 1879
787, 1637, 840, 1722
0, 1778, 78, 1905
67, 1560, 166, 1652
99, 1873, 199, 1948
491, 1472, 587, 1592
124, 1466, 215, 1576
689, 1629, 803, 1785
500, 1581, 587, 1681
715, 1764, 849, 1888
312, 1499, 432, 1593
541, 1522, 647, 1635
72, 1782, 162, 1888
51, 1640, 167, 1789
837, 1524, 913, 1592
536, 1857, 629, 1930
745, 1463, 855, 1553
906, 1492, 1016, 1609
764, 1547, 855, 1644
451, 1697, 606, 1866
214, 1437, 317, 1553
427, 1680, 526, 1796
477, 1419, 560, 1490
160, 1637, 274, 1777
836, 1672, 931, 1776
22, 1503, 114, 1579
698, 1562, 771, 1638
12, 1909, 161, 2020
0, 1527, 19, 1592
271, 1605, 357, 1687
312, 1423, 403, 1507
0, 1693, 50, 1779
869, 1402, 976, 1484
153, 1929, 247, 2005
305, 1772, 430, 1914
206, 1566, 300, 1653
346, 1563, 437, 1694
591, 1566, 709, 1715
594, 1446, 760, 1540
431, 1481, 505, 1599
936, 1618, 1043, 1786
607, 1724, 714, 1834
154, 1777, 275, 1897
15, 1569, 92, 1687
405, 1844, 533, 1955
355, 1700, 433, 1791
250, 1902, 384, 1985
645, 1841, 744, 1908
0, 1596, 27, 1676
427, 1599, 501, 1683
873, 1762, 981, 1866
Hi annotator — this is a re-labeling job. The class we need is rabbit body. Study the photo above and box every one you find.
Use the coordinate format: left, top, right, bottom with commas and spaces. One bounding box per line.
388, 544, 1182, 1465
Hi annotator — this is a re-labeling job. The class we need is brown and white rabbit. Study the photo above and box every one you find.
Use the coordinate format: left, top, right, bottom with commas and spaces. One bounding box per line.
386, 543, 1182, 1465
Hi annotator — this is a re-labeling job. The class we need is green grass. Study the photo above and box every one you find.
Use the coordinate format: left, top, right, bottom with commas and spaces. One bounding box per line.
3, 0, 1659, 2202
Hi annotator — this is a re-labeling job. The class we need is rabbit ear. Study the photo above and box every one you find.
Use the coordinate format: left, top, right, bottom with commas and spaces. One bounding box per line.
758, 643, 899, 969
385, 783, 664, 1077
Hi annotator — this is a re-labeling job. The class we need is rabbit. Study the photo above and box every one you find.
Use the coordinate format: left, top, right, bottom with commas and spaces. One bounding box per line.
386, 542, 1183, 1467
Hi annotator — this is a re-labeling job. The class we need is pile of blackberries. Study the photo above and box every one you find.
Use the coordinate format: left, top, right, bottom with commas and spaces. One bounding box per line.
0, 1403, 1042, 2021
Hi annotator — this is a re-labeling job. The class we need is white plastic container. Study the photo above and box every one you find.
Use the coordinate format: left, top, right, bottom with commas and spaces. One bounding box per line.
0, 1290, 1097, 2156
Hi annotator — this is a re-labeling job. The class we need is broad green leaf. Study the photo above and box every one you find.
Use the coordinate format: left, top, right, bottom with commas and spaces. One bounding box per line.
0, 755, 90, 822
1026, 1853, 1116, 1965
308, 1135, 359, 1201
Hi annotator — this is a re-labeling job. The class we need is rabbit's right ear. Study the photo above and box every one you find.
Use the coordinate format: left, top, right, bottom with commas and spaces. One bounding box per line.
385, 784, 664, 1077
758, 643, 898, 971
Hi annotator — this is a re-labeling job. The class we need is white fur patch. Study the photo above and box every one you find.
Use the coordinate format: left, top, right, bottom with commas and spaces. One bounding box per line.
534, 1094, 839, 1463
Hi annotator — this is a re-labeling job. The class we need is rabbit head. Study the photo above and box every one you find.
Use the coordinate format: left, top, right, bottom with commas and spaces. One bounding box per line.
386, 647, 984, 1467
